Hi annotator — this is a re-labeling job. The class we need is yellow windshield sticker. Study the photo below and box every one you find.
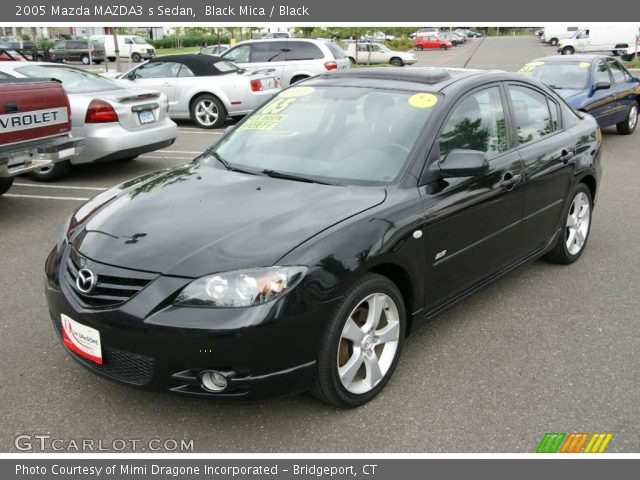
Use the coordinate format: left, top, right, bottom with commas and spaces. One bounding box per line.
408, 93, 438, 109
579, 62, 591, 68
239, 114, 285, 131
261, 97, 297, 115
519, 62, 544, 74
279, 86, 315, 98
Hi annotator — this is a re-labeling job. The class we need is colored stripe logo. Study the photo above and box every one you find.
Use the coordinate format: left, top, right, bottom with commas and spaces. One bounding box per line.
537, 433, 613, 453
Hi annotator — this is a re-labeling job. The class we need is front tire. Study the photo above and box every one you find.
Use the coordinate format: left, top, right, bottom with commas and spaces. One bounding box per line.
190, 94, 226, 129
545, 184, 593, 264
561, 46, 575, 55
131, 52, 142, 62
311, 273, 406, 408
28, 160, 71, 182
0, 177, 14, 196
616, 102, 638, 135
389, 57, 404, 67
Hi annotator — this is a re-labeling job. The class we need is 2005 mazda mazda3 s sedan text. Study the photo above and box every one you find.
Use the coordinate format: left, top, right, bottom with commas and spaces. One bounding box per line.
45, 68, 602, 407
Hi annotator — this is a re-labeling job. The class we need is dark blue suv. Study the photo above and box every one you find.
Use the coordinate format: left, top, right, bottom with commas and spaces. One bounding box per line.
520, 55, 639, 134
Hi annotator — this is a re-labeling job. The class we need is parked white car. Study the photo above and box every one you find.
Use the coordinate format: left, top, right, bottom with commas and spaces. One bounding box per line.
558, 25, 640, 56
0, 62, 177, 180
115, 54, 280, 128
90, 34, 156, 62
221, 38, 350, 87
361, 31, 396, 42
345, 43, 416, 67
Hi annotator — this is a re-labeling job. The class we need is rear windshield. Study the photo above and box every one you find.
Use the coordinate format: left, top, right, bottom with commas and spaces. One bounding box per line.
519, 61, 589, 90
325, 42, 346, 60
16, 65, 122, 94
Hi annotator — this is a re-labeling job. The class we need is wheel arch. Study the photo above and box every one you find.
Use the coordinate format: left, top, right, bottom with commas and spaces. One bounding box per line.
290, 74, 311, 85
368, 262, 417, 336
188, 91, 229, 112
579, 173, 597, 204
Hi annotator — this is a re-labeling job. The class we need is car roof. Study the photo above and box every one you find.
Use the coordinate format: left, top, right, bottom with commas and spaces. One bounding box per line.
318, 67, 496, 91
149, 54, 226, 75
533, 54, 615, 63
234, 38, 326, 45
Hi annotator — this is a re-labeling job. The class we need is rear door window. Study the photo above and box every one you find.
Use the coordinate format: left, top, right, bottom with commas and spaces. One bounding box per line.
508, 85, 557, 145
286, 42, 324, 61
606, 59, 627, 84
251, 41, 287, 62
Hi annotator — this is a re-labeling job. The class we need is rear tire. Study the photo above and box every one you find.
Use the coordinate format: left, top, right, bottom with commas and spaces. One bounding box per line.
348, 57, 356, 65
0, 177, 14, 196
440, 44, 448, 50
190, 94, 226, 129
616, 102, 638, 135
549, 38, 559, 46
311, 273, 406, 408
415, 45, 424, 51
545, 184, 593, 264
28, 160, 71, 182
81, 54, 90, 65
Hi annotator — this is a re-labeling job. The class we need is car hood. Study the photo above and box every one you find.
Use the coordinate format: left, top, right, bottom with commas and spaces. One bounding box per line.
71, 162, 386, 278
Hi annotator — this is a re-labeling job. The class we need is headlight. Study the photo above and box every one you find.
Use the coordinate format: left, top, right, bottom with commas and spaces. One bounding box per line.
56, 214, 73, 251
174, 266, 308, 308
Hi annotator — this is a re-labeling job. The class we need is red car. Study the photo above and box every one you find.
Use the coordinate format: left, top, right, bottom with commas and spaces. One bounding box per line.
414, 35, 453, 51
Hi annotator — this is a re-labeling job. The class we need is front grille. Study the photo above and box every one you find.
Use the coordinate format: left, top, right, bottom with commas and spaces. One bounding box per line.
64, 248, 157, 309
147, 48, 154, 54
51, 314, 155, 385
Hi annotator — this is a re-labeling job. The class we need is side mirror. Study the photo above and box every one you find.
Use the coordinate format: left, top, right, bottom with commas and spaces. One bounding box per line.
439, 149, 489, 177
594, 81, 611, 91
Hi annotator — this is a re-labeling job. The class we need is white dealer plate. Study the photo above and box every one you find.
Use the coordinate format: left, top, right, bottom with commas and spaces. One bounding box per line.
61, 314, 102, 364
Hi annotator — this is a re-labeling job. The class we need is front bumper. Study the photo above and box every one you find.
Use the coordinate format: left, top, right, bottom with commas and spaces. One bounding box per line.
71, 118, 177, 165
45, 244, 336, 401
0, 135, 85, 178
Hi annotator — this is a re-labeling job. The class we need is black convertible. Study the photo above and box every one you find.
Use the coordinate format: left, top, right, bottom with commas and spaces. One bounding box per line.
46, 68, 602, 407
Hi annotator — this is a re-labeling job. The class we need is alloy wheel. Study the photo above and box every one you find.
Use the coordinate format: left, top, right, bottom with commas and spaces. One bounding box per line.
337, 293, 400, 395
629, 105, 638, 131
195, 100, 219, 127
565, 192, 591, 255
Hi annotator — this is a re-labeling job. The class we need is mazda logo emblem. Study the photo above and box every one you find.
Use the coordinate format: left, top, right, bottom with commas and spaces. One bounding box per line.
76, 268, 97, 294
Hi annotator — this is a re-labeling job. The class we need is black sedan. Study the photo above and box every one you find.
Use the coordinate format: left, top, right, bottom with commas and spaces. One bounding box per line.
45, 68, 602, 407
520, 55, 639, 134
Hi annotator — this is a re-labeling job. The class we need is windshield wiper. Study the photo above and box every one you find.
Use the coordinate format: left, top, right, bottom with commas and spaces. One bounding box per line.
260, 169, 338, 186
207, 150, 258, 175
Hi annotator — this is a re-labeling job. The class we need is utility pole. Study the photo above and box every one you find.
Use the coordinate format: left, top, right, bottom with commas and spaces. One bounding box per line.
112, 31, 121, 72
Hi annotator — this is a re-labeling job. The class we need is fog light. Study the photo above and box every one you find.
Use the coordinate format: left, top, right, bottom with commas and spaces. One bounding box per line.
200, 370, 228, 392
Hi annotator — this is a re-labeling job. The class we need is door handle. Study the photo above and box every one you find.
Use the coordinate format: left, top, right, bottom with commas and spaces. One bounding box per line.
500, 172, 522, 190
559, 149, 574, 164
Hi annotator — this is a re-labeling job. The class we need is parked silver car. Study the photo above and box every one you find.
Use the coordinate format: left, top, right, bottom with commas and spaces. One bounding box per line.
115, 54, 280, 128
221, 38, 350, 87
0, 62, 177, 180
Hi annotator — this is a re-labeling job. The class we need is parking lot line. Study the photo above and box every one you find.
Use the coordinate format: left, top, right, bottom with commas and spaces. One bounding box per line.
155, 150, 202, 154
4, 193, 90, 201
139, 155, 194, 160
13, 183, 107, 191
177, 129, 224, 135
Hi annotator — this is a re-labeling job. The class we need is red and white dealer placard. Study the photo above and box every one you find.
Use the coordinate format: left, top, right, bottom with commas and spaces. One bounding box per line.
61, 314, 102, 364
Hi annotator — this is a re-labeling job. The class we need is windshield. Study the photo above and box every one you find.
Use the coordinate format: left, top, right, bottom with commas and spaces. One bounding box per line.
519, 61, 589, 90
132, 36, 148, 45
16, 65, 123, 94
210, 85, 439, 185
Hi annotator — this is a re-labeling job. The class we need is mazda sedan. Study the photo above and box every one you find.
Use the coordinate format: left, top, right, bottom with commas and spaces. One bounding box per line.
46, 68, 602, 407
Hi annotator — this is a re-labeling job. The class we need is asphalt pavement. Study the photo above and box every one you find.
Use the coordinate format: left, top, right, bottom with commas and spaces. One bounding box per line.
1, 36, 638, 453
